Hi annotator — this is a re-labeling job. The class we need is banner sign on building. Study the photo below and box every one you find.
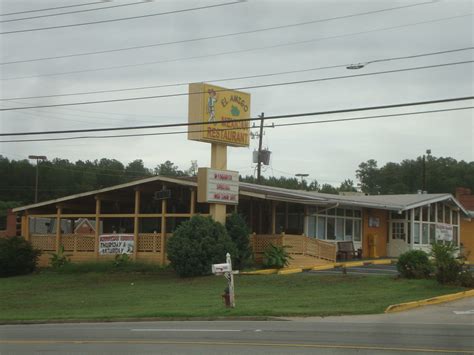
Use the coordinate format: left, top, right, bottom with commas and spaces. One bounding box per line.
99, 234, 134, 255
188, 83, 251, 147
197, 168, 239, 205
435, 223, 453, 241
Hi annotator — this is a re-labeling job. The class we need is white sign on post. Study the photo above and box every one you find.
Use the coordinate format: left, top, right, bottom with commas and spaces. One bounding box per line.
99, 234, 134, 255
435, 223, 454, 241
197, 168, 239, 205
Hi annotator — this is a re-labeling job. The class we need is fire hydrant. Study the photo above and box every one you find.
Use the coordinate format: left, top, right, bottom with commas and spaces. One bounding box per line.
222, 287, 231, 308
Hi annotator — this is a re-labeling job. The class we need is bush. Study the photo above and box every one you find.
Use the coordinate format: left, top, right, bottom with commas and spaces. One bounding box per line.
0, 236, 41, 277
226, 213, 252, 269
263, 244, 292, 269
113, 253, 130, 268
167, 215, 237, 277
431, 242, 462, 284
396, 250, 433, 279
49, 245, 70, 269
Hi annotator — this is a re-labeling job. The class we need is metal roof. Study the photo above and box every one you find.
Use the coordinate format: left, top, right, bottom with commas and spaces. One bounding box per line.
12, 175, 470, 217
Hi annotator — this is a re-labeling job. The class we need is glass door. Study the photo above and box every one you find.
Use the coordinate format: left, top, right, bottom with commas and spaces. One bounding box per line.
388, 221, 409, 257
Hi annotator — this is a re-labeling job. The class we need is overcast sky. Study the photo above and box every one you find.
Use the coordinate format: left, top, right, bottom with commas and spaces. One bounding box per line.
0, 0, 473, 187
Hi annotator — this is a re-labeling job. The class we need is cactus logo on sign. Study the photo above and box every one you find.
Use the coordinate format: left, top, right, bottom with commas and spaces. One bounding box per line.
188, 83, 251, 147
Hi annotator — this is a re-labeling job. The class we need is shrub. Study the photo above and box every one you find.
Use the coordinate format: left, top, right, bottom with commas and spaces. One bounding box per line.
113, 253, 130, 268
0, 236, 41, 277
431, 242, 462, 284
167, 215, 237, 277
263, 244, 292, 269
226, 212, 252, 269
49, 245, 71, 269
396, 250, 433, 279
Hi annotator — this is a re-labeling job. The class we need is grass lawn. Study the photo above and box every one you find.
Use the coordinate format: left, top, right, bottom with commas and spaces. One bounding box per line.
0, 270, 466, 322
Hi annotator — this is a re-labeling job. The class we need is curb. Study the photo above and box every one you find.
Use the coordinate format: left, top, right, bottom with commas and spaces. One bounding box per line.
385, 289, 474, 313
240, 259, 396, 276
277, 268, 303, 275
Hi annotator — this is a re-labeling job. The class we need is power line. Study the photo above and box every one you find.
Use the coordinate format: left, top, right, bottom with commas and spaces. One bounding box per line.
0, 1, 439, 65
3, 13, 471, 81
0, 1, 107, 16
0, 0, 244, 35
2, 96, 472, 137
3, 46, 472, 101
0, 1, 152, 23
2, 105, 472, 143
1, 61, 472, 111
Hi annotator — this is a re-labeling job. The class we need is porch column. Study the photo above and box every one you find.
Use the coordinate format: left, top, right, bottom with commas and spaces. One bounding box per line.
55, 207, 62, 252
190, 189, 195, 216
133, 190, 140, 260
22, 214, 30, 241
410, 209, 415, 249
94, 198, 101, 258
160, 187, 167, 265
249, 198, 254, 232
271, 201, 276, 235
284, 202, 289, 231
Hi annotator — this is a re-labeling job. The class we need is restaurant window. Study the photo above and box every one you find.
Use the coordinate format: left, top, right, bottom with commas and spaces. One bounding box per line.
307, 208, 362, 242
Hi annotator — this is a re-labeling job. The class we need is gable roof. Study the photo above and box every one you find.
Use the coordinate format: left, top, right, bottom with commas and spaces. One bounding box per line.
12, 175, 470, 217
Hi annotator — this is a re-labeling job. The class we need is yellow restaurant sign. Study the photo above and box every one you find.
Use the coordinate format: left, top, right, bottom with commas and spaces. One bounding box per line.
188, 83, 251, 147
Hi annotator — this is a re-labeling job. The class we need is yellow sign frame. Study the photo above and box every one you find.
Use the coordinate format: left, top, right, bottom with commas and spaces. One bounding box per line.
188, 83, 251, 147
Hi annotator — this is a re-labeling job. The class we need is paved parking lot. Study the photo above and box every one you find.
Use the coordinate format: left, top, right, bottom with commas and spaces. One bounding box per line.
309, 263, 400, 276
308, 262, 473, 276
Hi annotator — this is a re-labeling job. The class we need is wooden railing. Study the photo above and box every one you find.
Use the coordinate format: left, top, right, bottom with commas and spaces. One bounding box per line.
251, 233, 337, 262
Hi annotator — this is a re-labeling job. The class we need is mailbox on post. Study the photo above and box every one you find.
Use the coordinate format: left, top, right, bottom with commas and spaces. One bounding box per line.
212, 263, 231, 275
211, 253, 236, 308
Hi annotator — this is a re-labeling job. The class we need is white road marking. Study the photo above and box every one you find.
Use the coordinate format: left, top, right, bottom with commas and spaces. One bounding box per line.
453, 310, 474, 315
131, 328, 241, 332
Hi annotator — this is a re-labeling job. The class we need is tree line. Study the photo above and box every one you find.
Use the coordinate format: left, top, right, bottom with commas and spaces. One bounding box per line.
1, 154, 472, 220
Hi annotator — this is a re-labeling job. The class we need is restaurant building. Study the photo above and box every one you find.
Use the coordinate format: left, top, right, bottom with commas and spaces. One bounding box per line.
11, 175, 472, 267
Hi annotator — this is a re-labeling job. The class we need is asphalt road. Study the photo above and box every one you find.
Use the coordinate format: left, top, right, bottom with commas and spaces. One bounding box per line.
1, 298, 473, 354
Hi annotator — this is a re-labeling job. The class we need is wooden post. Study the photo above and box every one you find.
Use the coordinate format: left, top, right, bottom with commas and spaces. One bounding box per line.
133, 190, 140, 260
94, 198, 101, 258
22, 214, 30, 241
190, 189, 195, 216
160, 189, 167, 266
55, 207, 62, 253
271, 201, 276, 235
249, 199, 254, 233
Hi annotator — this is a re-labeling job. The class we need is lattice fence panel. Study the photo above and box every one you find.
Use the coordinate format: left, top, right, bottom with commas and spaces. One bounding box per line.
30, 234, 56, 251
76, 235, 95, 252
61, 235, 75, 251
251, 234, 282, 253
138, 233, 161, 252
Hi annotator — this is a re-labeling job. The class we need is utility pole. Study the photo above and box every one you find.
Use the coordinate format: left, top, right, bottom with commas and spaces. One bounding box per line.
256, 112, 264, 184
422, 149, 431, 192
28, 155, 47, 203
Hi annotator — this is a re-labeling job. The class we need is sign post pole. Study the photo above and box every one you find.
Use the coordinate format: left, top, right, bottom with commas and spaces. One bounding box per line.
210, 143, 228, 224
226, 252, 235, 308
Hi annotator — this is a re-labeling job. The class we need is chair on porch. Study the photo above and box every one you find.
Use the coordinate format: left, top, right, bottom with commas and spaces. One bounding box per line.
336, 241, 362, 260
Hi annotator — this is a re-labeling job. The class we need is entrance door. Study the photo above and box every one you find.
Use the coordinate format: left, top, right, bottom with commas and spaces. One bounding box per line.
388, 221, 409, 257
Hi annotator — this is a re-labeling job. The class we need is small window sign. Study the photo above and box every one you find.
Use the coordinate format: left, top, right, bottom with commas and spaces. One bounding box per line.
369, 216, 380, 228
